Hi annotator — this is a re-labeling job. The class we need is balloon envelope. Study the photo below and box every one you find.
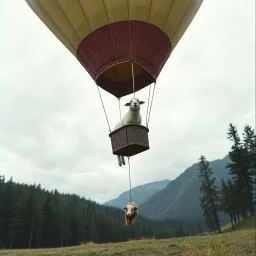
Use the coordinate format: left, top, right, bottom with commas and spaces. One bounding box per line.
25, 0, 203, 98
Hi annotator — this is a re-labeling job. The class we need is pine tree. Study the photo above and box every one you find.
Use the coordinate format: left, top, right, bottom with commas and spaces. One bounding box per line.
177, 220, 185, 237
219, 179, 235, 230
226, 123, 254, 215
0, 175, 5, 248
243, 125, 256, 172
197, 155, 221, 233
59, 204, 71, 247
41, 193, 58, 247
226, 179, 241, 224
25, 185, 42, 248
34, 184, 44, 248
243, 125, 256, 204
4, 178, 23, 248
196, 220, 202, 234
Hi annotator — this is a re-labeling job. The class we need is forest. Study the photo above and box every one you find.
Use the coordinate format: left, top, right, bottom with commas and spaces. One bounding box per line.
0, 177, 202, 249
198, 124, 255, 232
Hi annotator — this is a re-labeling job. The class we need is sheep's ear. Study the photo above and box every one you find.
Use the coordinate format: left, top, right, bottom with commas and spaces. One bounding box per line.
122, 207, 128, 211
124, 103, 131, 106
139, 101, 145, 105
134, 207, 139, 210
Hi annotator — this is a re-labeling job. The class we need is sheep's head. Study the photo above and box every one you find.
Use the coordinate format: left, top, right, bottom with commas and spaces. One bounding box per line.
122, 204, 139, 219
124, 97, 145, 111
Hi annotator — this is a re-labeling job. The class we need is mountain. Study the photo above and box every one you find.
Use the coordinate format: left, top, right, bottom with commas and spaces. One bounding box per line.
104, 180, 170, 208
139, 155, 230, 225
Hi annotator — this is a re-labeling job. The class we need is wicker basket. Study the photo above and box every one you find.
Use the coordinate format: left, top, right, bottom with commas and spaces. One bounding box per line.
109, 124, 150, 157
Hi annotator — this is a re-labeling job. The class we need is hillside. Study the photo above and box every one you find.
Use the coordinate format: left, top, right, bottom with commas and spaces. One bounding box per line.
4, 216, 255, 256
104, 180, 170, 208
139, 155, 230, 224
222, 215, 256, 232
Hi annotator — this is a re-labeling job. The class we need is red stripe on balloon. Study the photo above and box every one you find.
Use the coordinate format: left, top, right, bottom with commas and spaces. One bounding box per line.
76, 20, 172, 98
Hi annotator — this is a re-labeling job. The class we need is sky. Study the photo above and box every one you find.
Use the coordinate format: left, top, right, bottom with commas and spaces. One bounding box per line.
1, 0, 255, 204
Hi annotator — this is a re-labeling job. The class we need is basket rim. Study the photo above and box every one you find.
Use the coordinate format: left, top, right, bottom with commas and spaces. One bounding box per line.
109, 124, 149, 137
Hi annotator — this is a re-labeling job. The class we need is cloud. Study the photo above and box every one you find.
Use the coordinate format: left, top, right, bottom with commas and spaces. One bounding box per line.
1, 0, 255, 204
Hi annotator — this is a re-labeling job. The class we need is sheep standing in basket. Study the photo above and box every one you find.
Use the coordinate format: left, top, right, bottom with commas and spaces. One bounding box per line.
122, 201, 139, 226
114, 97, 145, 166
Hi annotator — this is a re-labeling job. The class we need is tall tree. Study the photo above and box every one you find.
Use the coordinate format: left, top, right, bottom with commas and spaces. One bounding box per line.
25, 185, 40, 248
219, 179, 235, 230
243, 125, 256, 205
226, 123, 255, 215
0, 175, 5, 248
223, 179, 240, 224
196, 220, 202, 234
243, 125, 256, 172
176, 220, 185, 237
41, 193, 59, 247
197, 155, 221, 233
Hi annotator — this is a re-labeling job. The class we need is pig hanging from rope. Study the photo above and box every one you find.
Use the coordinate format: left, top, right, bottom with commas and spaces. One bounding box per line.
121, 201, 139, 226
114, 97, 145, 166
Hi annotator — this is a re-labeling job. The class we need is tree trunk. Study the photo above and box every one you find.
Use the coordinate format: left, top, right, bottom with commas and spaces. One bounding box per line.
233, 214, 237, 224
37, 232, 42, 248
60, 236, 64, 247
244, 175, 254, 216
28, 221, 34, 248
249, 205, 254, 216
83, 230, 86, 242
229, 213, 235, 230
237, 213, 240, 223
9, 229, 14, 249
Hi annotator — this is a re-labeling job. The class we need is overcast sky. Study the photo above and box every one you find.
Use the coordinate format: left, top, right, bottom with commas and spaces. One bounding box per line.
1, 0, 255, 204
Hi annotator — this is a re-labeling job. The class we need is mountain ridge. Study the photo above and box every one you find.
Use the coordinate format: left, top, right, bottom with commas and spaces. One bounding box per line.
139, 155, 230, 224
104, 179, 170, 208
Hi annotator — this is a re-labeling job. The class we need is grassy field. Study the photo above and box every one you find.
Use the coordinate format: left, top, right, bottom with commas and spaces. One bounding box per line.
3, 216, 255, 256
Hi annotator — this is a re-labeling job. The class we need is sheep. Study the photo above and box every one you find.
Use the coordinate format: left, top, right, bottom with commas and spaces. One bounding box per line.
121, 201, 139, 226
114, 97, 145, 166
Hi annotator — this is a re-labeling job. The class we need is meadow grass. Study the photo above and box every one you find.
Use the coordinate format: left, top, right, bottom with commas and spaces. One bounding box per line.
3, 216, 255, 256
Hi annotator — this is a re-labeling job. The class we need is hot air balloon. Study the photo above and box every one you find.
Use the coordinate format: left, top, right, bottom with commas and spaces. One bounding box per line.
25, 0, 203, 158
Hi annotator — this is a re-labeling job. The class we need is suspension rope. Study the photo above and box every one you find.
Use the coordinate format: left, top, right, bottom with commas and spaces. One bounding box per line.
131, 61, 135, 97
128, 157, 132, 202
118, 98, 122, 121
146, 82, 156, 126
132, 60, 135, 98
128, 0, 135, 98
96, 85, 111, 133
146, 83, 152, 127
128, 0, 132, 59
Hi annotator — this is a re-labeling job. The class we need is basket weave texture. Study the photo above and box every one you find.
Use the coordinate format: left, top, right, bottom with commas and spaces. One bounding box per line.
109, 124, 149, 157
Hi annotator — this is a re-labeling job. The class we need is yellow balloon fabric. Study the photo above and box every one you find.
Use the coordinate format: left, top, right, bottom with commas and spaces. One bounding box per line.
25, 0, 203, 98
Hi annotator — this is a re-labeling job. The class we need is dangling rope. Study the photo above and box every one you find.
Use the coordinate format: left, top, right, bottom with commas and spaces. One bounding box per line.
96, 84, 111, 133
127, 157, 132, 202
146, 82, 156, 127
131, 61, 135, 97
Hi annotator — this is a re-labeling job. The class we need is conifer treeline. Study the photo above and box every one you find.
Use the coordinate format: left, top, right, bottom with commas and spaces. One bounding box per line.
198, 124, 255, 232
0, 178, 201, 249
